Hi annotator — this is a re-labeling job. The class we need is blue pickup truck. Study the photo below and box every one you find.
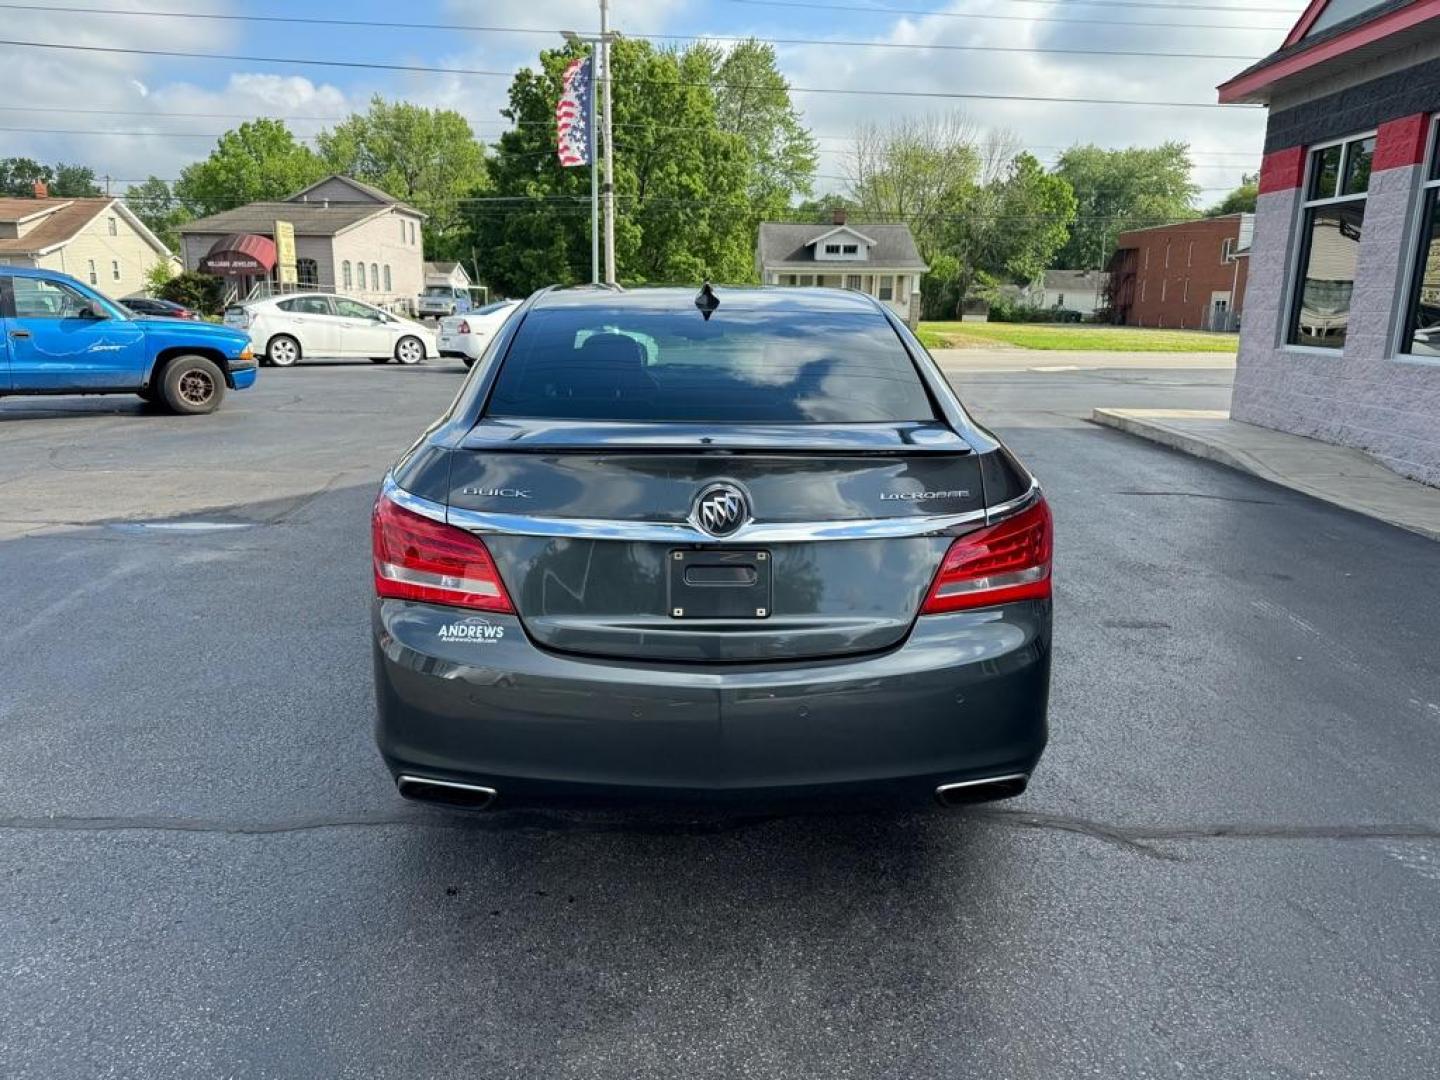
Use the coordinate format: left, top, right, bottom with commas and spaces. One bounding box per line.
0, 266, 256, 414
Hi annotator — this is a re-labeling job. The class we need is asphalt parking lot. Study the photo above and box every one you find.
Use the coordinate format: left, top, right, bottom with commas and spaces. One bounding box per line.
3, 354, 1439, 1078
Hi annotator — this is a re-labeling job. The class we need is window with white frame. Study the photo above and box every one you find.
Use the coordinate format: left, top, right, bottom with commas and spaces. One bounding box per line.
343, 261, 353, 289
877, 274, 894, 301
1402, 120, 1440, 356
111, 259, 120, 282
1289, 132, 1374, 349
824, 243, 841, 254
87, 259, 97, 285
842, 244, 858, 255
844, 274, 861, 290
107, 216, 117, 236
1222, 238, 1235, 263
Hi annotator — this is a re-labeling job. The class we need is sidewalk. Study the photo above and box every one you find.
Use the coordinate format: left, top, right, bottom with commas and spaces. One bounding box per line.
1090, 408, 1440, 543
931, 348, 1234, 372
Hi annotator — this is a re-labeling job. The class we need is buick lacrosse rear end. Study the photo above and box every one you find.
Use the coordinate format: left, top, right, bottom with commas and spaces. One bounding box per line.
372, 286, 1051, 810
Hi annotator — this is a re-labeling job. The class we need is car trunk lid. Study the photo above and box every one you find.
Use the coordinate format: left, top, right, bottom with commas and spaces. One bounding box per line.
449, 420, 984, 662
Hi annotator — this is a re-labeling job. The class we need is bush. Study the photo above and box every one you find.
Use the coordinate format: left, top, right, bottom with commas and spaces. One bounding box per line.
144, 261, 174, 297
159, 270, 226, 315
986, 299, 1083, 323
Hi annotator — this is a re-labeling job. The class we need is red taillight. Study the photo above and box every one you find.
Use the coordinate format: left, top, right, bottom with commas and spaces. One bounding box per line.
372, 493, 514, 613
920, 498, 1053, 614
457, 320, 471, 334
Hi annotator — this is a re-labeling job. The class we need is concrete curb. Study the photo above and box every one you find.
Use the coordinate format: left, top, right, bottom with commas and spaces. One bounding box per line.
1090, 408, 1440, 543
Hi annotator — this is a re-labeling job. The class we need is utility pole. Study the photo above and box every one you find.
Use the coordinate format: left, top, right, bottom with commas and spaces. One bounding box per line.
599, 0, 616, 285
563, 5, 618, 286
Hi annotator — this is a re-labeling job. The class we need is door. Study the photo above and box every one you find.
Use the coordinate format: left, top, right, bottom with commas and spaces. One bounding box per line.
0, 280, 11, 391
333, 297, 395, 357
5, 274, 147, 391
273, 295, 339, 357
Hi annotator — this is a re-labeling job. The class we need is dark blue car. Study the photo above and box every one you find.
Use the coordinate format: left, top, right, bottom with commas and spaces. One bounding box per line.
0, 266, 256, 414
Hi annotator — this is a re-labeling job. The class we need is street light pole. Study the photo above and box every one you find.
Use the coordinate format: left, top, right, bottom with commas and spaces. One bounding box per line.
600, 0, 616, 286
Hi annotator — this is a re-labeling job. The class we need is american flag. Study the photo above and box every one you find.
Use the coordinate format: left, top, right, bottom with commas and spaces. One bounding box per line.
556, 56, 593, 168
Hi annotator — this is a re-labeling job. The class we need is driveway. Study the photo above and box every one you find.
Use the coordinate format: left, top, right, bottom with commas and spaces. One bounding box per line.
1, 357, 1437, 1079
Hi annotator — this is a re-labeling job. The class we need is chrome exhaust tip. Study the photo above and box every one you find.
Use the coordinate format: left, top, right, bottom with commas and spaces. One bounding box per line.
935, 773, 1029, 807
396, 774, 498, 811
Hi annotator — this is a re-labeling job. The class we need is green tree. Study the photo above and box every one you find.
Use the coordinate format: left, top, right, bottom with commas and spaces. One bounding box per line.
125, 176, 191, 251
845, 114, 982, 256
51, 163, 102, 197
944, 152, 1076, 309
317, 97, 488, 258
1207, 172, 1258, 216
175, 119, 326, 217
0, 157, 53, 197
1051, 142, 1199, 268
475, 39, 754, 295
694, 38, 817, 215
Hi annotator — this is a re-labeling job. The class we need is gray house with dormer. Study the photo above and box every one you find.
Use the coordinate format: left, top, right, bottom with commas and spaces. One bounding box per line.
756, 211, 928, 326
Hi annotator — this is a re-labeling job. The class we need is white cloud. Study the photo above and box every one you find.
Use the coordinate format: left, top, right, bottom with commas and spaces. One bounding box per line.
765, 0, 1291, 201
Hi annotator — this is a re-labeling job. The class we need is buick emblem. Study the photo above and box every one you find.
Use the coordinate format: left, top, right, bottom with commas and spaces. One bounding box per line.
692, 482, 750, 537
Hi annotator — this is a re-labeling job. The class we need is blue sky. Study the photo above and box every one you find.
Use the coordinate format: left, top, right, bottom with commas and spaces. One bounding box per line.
1, 0, 1307, 201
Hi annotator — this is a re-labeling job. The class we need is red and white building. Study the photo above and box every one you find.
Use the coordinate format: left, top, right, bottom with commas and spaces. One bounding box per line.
1219, 0, 1440, 486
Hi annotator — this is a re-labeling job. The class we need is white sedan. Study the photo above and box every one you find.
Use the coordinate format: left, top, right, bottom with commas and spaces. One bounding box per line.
225, 293, 439, 367
437, 299, 521, 368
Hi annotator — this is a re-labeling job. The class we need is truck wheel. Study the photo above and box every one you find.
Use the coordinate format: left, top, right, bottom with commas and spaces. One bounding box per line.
394, 336, 425, 365
267, 335, 301, 367
161, 355, 226, 415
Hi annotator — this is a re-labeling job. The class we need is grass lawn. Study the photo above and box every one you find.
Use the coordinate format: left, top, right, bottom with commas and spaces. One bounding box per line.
918, 321, 1239, 353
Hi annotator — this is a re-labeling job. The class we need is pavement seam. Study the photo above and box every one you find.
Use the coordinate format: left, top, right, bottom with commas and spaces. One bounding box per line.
3, 811, 1438, 859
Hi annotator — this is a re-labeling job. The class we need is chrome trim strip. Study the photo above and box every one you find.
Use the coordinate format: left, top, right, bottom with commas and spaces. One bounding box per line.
384, 473, 1036, 543
985, 479, 1042, 524
381, 475, 447, 523
397, 775, 498, 798
443, 503, 989, 544
935, 773, 1028, 796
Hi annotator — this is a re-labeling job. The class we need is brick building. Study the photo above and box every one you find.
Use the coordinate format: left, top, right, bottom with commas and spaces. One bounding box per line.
1107, 215, 1252, 330
1218, 0, 1440, 487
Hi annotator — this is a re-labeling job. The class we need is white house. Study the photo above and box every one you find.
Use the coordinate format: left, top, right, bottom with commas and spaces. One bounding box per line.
0, 194, 177, 297
423, 261, 472, 290
756, 211, 928, 326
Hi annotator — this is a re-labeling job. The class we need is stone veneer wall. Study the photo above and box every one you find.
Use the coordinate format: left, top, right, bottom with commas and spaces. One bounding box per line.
1233, 117, 1440, 487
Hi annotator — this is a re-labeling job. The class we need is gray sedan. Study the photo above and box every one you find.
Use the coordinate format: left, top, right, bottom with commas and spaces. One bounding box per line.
371, 286, 1052, 810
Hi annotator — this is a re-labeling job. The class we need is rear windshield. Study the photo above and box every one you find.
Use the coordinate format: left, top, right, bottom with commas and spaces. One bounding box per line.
485, 305, 935, 423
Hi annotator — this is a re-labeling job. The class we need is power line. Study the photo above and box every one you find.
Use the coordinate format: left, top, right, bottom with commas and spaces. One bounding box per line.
0, 106, 1270, 156
0, 4, 1268, 61
0, 38, 1256, 108
716, 0, 1290, 30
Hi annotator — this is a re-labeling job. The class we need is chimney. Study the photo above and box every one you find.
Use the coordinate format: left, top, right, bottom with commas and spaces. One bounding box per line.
32, 179, 48, 199
832, 208, 847, 226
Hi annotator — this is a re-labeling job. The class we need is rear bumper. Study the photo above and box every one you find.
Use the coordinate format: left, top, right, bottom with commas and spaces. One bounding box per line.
373, 599, 1050, 805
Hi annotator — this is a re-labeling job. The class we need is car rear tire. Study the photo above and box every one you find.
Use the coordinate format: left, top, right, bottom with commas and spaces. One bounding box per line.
160, 355, 226, 415
267, 334, 301, 367
394, 336, 426, 366
462, 356, 477, 369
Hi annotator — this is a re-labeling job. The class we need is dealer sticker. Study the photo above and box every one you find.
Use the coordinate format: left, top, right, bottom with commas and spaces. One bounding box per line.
438, 619, 506, 644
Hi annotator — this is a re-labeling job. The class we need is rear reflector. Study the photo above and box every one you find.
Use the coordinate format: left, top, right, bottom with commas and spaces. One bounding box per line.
372, 492, 514, 613
920, 497, 1053, 614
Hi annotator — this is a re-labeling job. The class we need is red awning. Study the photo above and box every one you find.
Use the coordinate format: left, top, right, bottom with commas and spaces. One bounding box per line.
200, 233, 278, 276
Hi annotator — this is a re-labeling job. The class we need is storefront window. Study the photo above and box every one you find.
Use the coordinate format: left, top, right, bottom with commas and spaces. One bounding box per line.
1403, 122, 1440, 357
1289, 134, 1372, 349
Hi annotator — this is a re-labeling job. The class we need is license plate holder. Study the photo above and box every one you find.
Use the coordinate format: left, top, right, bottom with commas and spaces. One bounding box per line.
667, 549, 771, 619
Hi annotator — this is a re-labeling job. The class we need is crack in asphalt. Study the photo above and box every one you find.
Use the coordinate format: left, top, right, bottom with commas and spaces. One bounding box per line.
1, 809, 1438, 861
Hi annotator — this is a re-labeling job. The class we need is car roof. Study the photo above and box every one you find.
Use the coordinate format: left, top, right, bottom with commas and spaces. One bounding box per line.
529, 285, 887, 316
1, 264, 83, 282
